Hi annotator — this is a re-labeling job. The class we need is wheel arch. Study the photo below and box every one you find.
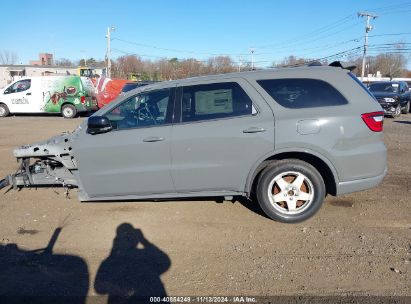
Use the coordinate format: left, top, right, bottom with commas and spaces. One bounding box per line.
245, 149, 339, 197
60, 102, 75, 111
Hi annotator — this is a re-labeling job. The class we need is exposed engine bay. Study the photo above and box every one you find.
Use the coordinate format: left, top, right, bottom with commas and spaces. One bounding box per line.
0, 132, 79, 191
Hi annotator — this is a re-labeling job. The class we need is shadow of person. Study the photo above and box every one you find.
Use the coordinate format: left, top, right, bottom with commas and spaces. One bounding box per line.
0, 227, 89, 304
95, 223, 171, 303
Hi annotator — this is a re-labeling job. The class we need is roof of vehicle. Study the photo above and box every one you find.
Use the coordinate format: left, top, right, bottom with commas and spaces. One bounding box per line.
137, 65, 350, 91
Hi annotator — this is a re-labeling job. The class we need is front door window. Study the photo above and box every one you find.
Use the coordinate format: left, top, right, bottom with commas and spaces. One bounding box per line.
4, 79, 31, 94
105, 88, 171, 130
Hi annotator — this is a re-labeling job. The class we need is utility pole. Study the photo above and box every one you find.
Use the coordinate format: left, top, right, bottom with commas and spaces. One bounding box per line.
250, 48, 255, 70
80, 50, 87, 66
358, 12, 377, 81
106, 26, 115, 78
238, 56, 243, 72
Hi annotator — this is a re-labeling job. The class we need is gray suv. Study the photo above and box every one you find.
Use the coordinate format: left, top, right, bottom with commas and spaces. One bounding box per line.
0, 63, 387, 223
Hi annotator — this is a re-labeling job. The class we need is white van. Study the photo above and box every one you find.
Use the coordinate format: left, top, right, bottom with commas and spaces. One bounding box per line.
0, 76, 98, 118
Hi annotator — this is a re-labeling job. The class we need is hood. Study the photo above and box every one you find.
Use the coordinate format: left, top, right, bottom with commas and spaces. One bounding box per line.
370, 92, 399, 99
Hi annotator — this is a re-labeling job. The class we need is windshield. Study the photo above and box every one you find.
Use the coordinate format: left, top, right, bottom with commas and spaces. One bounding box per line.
369, 83, 399, 93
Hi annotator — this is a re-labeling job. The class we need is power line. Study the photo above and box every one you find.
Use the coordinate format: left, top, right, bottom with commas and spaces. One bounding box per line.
368, 32, 411, 38
112, 48, 169, 59
258, 19, 361, 51
112, 37, 253, 57
262, 38, 362, 59
369, 1, 411, 12
278, 47, 363, 68
258, 13, 358, 49
113, 12, 362, 58
107, 5, 410, 69
378, 8, 411, 16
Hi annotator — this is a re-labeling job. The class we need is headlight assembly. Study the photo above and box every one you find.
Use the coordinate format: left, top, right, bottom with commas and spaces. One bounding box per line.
384, 97, 396, 103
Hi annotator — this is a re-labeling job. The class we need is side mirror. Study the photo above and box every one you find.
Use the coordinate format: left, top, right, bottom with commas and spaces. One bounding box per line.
87, 116, 112, 135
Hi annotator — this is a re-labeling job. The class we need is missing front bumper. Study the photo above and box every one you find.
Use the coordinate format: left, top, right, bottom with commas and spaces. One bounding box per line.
0, 158, 78, 192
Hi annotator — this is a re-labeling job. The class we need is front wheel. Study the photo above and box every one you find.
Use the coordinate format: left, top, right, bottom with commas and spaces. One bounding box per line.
256, 159, 326, 223
401, 101, 410, 114
61, 104, 77, 119
392, 105, 401, 118
0, 104, 10, 117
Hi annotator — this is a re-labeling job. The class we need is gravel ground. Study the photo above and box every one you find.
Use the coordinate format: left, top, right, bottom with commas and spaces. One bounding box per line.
0, 114, 410, 302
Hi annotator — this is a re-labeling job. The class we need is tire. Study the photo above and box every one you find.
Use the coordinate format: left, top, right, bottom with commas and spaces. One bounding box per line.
392, 105, 401, 118
0, 104, 10, 117
61, 104, 77, 119
401, 101, 410, 114
256, 159, 326, 223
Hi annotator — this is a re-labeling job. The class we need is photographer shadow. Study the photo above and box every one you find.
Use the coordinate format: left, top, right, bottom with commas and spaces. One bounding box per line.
95, 223, 171, 303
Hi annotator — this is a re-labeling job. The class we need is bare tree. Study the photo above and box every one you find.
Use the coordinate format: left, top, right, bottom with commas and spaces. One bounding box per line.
112, 55, 145, 79
274, 55, 307, 68
351, 53, 408, 78
55, 58, 75, 67
206, 56, 237, 74
374, 53, 407, 79
0, 50, 18, 64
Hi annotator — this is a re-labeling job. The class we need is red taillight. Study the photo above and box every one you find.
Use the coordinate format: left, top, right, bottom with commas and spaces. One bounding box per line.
361, 111, 384, 132
80, 96, 86, 104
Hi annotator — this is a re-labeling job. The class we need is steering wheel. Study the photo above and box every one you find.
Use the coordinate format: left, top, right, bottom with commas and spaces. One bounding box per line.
135, 102, 157, 125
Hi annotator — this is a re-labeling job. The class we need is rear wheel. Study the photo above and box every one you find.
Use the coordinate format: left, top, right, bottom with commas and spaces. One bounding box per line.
0, 104, 10, 117
61, 104, 77, 119
401, 101, 410, 114
256, 159, 326, 223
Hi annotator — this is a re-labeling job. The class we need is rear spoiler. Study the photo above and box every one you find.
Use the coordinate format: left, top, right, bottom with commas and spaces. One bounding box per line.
329, 61, 357, 71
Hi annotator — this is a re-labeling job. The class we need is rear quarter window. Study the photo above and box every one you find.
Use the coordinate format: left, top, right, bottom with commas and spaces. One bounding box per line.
257, 78, 348, 108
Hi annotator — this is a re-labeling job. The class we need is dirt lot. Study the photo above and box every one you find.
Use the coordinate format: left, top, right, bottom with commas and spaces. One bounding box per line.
0, 114, 410, 301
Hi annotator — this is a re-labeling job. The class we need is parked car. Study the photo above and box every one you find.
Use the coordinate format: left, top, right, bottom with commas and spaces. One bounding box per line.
368, 81, 411, 117
0, 63, 387, 223
0, 76, 98, 119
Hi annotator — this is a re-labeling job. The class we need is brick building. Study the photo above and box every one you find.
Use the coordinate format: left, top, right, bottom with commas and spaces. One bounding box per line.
29, 53, 54, 66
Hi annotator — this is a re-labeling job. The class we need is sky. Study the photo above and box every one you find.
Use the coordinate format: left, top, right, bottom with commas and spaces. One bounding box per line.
0, 0, 410, 68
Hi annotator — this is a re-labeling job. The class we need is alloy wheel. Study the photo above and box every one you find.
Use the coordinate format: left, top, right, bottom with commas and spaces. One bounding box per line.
267, 171, 315, 215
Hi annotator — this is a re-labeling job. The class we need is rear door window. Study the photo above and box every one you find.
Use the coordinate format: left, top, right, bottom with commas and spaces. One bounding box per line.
257, 78, 348, 108
180, 82, 253, 122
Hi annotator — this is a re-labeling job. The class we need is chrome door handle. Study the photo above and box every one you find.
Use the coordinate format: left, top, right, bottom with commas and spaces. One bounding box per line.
243, 127, 266, 133
143, 136, 165, 142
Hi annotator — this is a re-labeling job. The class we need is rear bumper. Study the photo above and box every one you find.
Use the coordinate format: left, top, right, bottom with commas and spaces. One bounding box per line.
336, 166, 387, 195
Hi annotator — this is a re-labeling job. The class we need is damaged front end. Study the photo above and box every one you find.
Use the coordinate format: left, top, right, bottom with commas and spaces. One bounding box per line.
0, 133, 79, 191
